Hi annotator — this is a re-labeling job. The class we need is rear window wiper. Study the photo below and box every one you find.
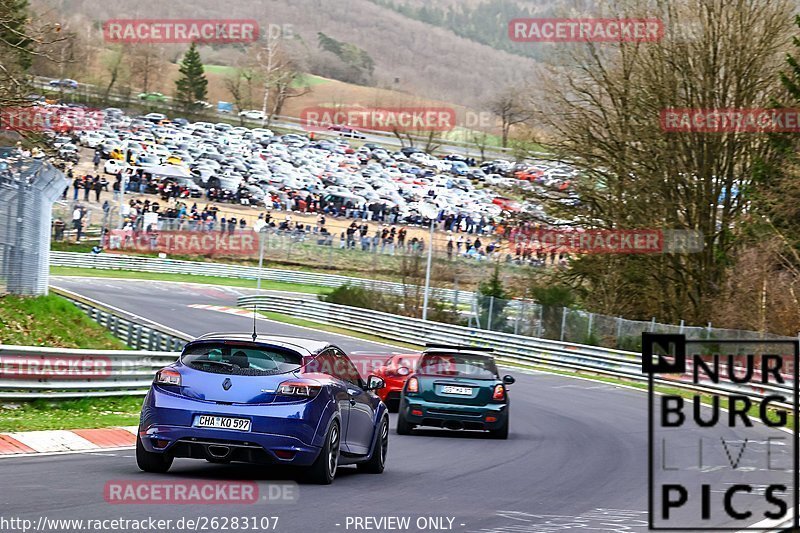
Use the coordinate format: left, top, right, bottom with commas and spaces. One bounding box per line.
191, 360, 236, 369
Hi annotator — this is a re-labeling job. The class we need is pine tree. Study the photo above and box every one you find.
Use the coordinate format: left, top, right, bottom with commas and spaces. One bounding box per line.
0, 0, 34, 70
174, 43, 207, 112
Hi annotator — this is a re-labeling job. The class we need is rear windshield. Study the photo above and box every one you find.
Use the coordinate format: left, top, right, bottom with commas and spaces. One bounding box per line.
181, 342, 304, 376
417, 352, 498, 379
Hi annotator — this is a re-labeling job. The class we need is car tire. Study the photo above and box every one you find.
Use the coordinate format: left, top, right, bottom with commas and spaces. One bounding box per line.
358, 416, 388, 474
135, 434, 173, 473
306, 420, 340, 485
489, 419, 509, 440
396, 413, 415, 435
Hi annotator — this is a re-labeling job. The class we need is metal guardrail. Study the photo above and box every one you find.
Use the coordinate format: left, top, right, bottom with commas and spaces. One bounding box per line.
0, 344, 178, 399
50, 286, 191, 351
237, 294, 796, 408
51, 251, 467, 303
0, 287, 189, 399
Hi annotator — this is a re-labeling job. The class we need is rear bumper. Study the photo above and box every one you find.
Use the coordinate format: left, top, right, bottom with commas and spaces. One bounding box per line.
401, 396, 508, 430
138, 387, 328, 466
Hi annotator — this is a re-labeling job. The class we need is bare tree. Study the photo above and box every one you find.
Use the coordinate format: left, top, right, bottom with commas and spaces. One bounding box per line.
102, 46, 126, 100
488, 87, 535, 148
534, 0, 794, 324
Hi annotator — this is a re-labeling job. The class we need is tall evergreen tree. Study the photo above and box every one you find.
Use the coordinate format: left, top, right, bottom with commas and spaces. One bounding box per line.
174, 42, 207, 112
0, 0, 34, 70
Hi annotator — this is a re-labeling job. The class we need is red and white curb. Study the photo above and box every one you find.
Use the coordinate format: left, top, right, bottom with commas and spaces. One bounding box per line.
0, 426, 137, 455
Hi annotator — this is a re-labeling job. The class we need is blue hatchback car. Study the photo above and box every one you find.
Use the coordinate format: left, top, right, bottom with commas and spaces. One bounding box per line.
137, 333, 389, 484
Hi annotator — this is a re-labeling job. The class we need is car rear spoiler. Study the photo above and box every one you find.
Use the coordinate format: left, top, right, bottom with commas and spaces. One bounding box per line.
424, 343, 494, 353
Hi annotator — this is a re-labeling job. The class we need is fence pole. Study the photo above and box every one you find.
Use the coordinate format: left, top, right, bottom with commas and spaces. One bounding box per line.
587, 313, 594, 341
487, 296, 494, 331
537, 304, 543, 338
616, 317, 623, 348
650, 317, 656, 332
679, 319, 684, 334
560, 307, 567, 342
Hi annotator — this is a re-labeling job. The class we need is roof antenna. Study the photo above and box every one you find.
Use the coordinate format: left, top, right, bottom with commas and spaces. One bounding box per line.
251, 303, 258, 342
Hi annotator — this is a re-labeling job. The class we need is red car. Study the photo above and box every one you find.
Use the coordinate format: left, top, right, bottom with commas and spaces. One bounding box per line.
373, 353, 422, 412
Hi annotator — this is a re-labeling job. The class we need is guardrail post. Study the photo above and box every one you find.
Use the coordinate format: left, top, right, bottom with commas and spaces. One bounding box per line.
536, 304, 543, 338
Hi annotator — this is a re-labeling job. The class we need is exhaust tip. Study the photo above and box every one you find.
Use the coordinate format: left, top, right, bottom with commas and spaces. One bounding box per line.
207, 445, 231, 458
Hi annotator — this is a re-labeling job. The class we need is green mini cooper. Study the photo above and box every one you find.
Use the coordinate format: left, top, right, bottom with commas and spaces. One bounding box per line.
396, 344, 515, 439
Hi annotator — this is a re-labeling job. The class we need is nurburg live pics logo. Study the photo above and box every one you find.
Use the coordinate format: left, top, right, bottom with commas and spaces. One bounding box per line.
642, 333, 799, 530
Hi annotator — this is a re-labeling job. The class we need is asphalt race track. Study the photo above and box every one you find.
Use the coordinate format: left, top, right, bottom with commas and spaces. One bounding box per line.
0, 276, 792, 532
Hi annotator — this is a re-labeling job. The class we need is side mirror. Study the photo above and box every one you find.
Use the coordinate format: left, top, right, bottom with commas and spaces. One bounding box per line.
502, 375, 515, 385
366, 375, 385, 391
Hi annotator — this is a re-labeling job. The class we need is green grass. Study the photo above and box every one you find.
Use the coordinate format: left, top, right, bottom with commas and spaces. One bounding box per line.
50, 266, 331, 295
0, 294, 128, 349
258, 311, 423, 351
0, 397, 142, 432
203, 64, 235, 76
292, 73, 329, 88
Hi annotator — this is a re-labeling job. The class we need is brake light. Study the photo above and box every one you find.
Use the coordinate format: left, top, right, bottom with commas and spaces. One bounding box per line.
407, 377, 418, 393
155, 368, 181, 386
492, 384, 506, 400
277, 380, 321, 398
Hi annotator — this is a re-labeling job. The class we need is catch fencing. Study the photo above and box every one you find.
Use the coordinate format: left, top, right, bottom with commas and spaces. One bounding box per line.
51, 251, 793, 350
0, 149, 67, 295
238, 294, 796, 409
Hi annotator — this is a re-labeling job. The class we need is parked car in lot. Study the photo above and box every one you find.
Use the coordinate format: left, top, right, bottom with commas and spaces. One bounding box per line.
397, 344, 514, 439
328, 124, 367, 139
138, 92, 168, 102
136, 333, 389, 484
58, 143, 80, 163
239, 109, 266, 121
48, 78, 78, 89
104, 159, 129, 175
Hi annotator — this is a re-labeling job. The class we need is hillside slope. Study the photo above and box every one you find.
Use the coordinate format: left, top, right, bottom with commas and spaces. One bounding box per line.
36, 0, 539, 107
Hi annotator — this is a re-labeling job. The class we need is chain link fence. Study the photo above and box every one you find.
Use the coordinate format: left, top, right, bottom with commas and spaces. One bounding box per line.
463, 296, 794, 350
0, 148, 67, 295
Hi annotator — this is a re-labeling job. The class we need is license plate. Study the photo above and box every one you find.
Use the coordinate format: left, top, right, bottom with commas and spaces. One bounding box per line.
195, 415, 251, 432
441, 385, 472, 395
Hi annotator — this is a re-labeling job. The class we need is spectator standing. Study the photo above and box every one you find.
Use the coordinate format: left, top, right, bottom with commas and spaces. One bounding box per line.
94, 178, 103, 202
83, 175, 92, 202
71, 205, 83, 242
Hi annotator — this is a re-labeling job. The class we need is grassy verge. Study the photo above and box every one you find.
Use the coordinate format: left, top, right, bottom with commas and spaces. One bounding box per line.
0, 397, 142, 432
0, 294, 128, 349
258, 311, 423, 351
50, 266, 331, 296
